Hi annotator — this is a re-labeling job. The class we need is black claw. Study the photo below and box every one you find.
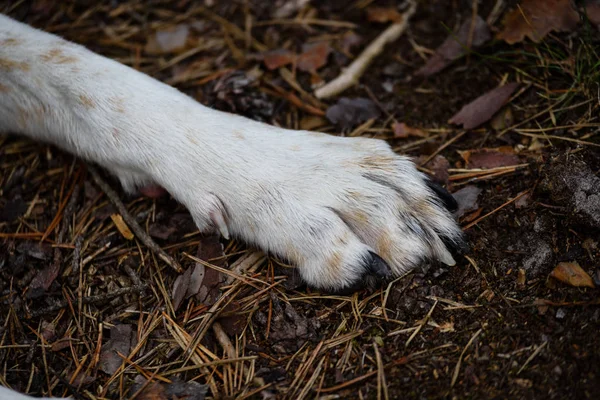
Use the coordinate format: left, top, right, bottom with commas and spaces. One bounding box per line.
440, 231, 470, 256
426, 179, 458, 212
366, 251, 392, 278
332, 252, 391, 294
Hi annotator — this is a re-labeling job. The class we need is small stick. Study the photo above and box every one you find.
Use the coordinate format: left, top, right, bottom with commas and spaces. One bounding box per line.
517, 341, 548, 375
314, 2, 416, 99
87, 164, 183, 273
451, 328, 482, 387
463, 190, 531, 230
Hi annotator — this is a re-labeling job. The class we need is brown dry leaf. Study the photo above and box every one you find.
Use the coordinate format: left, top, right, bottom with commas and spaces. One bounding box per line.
145, 24, 190, 54
462, 208, 483, 223
534, 298, 551, 315
193, 234, 226, 306
99, 324, 135, 375
172, 266, 192, 311
549, 261, 595, 288
297, 42, 332, 73
51, 337, 72, 352
393, 122, 429, 138
490, 107, 514, 131
449, 83, 519, 129
218, 301, 246, 336
110, 214, 134, 240
497, 0, 579, 44
68, 371, 95, 388
325, 97, 381, 130
366, 7, 403, 23
427, 155, 450, 186
172, 235, 225, 310
28, 263, 60, 298
41, 321, 56, 342
585, 1, 600, 26
262, 49, 295, 70
458, 146, 520, 169
514, 192, 531, 209
452, 185, 482, 218
416, 15, 491, 76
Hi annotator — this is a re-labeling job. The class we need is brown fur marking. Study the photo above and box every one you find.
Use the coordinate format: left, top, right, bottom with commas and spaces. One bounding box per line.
40, 48, 78, 64
0, 58, 30, 71
79, 94, 95, 109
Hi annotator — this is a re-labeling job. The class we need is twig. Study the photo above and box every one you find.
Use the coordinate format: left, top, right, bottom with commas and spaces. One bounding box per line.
87, 164, 183, 273
463, 190, 531, 230
419, 130, 467, 166
451, 328, 482, 387
517, 341, 547, 375
314, 2, 416, 99
212, 322, 236, 359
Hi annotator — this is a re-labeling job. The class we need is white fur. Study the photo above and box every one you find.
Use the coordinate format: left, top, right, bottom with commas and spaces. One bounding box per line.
0, 14, 463, 399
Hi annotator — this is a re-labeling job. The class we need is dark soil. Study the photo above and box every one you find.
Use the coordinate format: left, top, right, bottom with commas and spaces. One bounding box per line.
1, 1, 599, 399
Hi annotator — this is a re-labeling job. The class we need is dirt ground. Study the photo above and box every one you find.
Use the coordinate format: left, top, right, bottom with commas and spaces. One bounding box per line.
1, 1, 599, 399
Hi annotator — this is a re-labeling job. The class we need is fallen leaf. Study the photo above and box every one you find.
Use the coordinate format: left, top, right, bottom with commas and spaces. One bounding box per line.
41, 321, 56, 342
110, 214, 134, 240
497, 0, 579, 44
99, 324, 136, 375
490, 107, 514, 131
297, 42, 332, 73
449, 83, 519, 129
17, 242, 52, 260
393, 122, 429, 138
262, 49, 295, 70
416, 15, 491, 76
51, 337, 73, 352
458, 146, 520, 169
452, 185, 482, 218
514, 192, 531, 209
366, 7, 404, 23
172, 266, 192, 311
549, 261, 595, 288
462, 207, 483, 223
145, 24, 190, 54
68, 371, 95, 388
218, 301, 246, 337
193, 234, 226, 306
28, 262, 60, 298
424, 155, 450, 186
325, 97, 381, 130
585, 1, 600, 26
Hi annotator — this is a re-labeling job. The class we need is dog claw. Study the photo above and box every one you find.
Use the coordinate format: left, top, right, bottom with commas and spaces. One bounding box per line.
438, 246, 456, 266
210, 209, 230, 239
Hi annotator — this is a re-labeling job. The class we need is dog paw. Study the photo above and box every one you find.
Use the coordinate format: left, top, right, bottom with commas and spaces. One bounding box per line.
158, 122, 466, 291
